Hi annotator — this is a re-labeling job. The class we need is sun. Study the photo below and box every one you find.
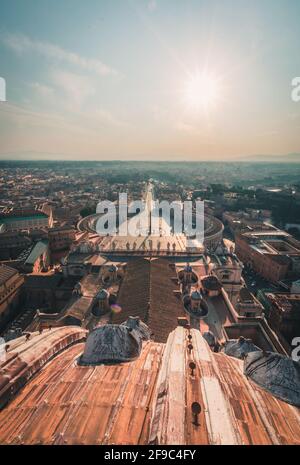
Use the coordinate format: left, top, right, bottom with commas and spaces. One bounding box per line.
183, 71, 220, 111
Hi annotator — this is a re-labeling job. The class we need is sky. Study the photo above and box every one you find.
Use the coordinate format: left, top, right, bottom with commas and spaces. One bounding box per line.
0, 0, 300, 161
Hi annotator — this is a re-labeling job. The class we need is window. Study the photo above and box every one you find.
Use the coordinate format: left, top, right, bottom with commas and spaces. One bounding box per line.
222, 273, 231, 280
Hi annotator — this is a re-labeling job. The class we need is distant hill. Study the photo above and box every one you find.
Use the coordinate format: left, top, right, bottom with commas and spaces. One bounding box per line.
240, 153, 300, 163
1, 151, 300, 163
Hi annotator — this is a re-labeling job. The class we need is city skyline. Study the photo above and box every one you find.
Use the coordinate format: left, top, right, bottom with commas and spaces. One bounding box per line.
0, 0, 300, 160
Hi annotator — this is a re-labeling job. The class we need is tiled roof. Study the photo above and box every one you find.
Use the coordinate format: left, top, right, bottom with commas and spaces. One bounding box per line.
62, 296, 93, 322
0, 209, 48, 219
0, 264, 18, 285
112, 258, 185, 342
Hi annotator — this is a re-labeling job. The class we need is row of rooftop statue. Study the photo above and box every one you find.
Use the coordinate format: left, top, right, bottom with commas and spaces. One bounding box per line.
78, 316, 300, 408
72, 239, 182, 252
114, 240, 179, 252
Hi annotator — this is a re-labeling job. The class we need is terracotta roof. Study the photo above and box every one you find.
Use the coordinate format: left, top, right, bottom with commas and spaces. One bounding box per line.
112, 258, 185, 342
80, 274, 102, 297
62, 296, 93, 323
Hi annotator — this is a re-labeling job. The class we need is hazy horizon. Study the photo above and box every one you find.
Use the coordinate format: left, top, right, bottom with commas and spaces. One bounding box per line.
1, 152, 300, 163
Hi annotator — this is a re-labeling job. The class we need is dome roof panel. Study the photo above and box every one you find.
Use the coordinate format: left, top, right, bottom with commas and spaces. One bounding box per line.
78, 318, 150, 365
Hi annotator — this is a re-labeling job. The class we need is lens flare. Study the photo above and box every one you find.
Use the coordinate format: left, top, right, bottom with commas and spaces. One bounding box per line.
110, 304, 122, 314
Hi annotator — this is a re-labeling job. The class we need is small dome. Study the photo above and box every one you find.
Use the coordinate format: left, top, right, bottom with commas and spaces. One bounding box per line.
184, 264, 193, 272
78, 318, 150, 366
201, 275, 222, 291
244, 351, 300, 407
97, 289, 109, 300
191, 290, 202, 301
222, 338, 260, 360
108, 265, 117, 272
